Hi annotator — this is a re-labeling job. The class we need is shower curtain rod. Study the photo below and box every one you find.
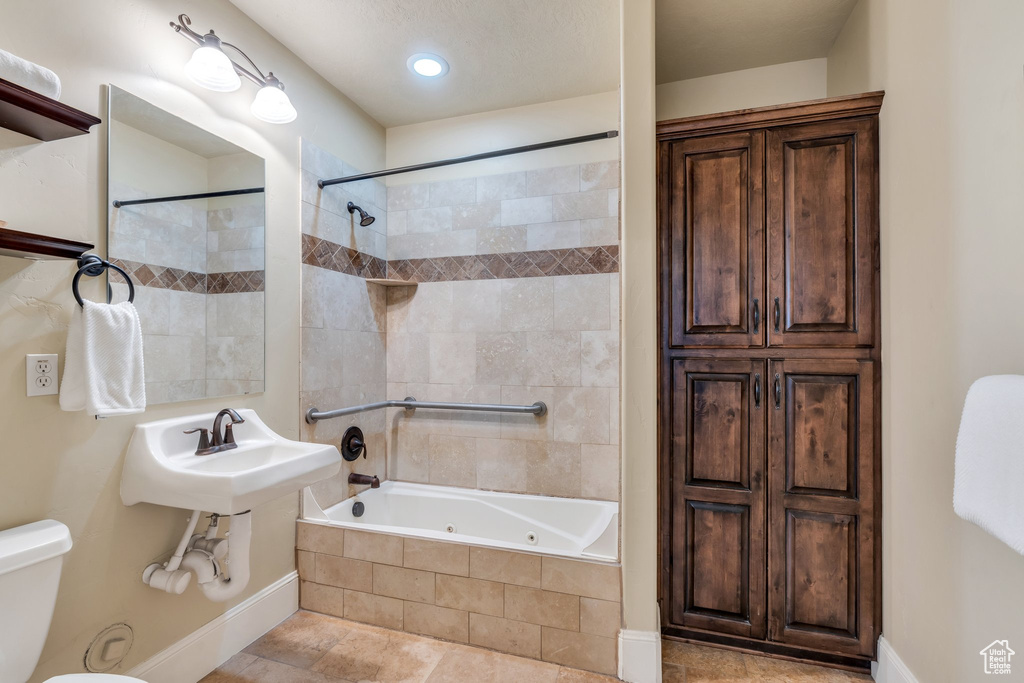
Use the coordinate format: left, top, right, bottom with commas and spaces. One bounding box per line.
112, 187, 265, 208
318, 130, 619, 188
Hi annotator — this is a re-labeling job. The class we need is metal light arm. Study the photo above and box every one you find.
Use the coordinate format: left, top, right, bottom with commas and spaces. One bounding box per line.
169, 14, 273, 89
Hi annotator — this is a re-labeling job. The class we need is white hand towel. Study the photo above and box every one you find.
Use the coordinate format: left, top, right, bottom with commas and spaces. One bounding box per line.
60, 301, 146, 417
0, 49, 61, 100
954, 374, 1024, 555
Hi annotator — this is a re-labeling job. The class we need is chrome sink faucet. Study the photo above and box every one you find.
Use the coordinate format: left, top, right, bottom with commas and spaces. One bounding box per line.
184, 408, 246, 456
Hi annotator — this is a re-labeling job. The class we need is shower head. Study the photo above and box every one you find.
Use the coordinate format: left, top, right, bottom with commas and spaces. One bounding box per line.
347, 201, 375, 227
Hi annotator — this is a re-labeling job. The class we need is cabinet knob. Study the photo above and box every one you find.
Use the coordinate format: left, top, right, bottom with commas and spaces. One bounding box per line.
774, 373, 782, 409
754, 373, 761, 408
752, 298, 760, 334
773, 297, 781, 332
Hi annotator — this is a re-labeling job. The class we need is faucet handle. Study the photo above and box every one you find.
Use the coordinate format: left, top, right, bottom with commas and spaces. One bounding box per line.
223, 411, 245, 445
184, 428, 211, 451
224, 421, 241, 446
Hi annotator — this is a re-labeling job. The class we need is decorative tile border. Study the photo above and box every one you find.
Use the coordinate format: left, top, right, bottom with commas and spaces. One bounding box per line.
300, 235, 618, 283
388, 245, 618, 283
301, 233, 388, 279
208, 270, 265, 294
110, 258, 264, 294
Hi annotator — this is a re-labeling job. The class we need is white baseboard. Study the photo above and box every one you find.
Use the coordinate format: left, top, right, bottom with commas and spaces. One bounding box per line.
619, 629, 662, 683
126, 571, 298, 683
872, 636, 918, 683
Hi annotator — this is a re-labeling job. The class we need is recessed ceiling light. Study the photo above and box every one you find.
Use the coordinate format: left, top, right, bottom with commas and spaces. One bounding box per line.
407, 53, 449, 78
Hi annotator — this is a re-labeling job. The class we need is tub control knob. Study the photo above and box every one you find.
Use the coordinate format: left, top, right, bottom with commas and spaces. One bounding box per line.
341, 426, 366, 462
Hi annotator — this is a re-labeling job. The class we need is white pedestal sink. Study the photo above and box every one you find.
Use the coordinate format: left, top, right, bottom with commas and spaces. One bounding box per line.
121, 409, 340, 515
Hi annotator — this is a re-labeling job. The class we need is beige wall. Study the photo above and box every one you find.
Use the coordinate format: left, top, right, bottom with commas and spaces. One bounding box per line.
828, 0, 1024, 681
656, 58, 828, 121
619, 0, 660, 636
385, 92, 620, 186
0, 0, 383, 679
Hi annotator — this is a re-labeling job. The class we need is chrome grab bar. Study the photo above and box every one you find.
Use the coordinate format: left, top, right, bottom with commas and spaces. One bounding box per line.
305, 396, 547, 424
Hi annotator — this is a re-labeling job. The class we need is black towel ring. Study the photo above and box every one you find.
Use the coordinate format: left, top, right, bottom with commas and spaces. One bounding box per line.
72, 255, 135, 307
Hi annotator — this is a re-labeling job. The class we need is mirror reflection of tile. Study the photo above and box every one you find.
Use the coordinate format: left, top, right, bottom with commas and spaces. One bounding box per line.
107, 86, 266, 405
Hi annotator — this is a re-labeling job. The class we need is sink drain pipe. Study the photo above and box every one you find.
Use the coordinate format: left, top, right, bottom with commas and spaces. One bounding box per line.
142, 510, 252, 601
195, 511, 251, 602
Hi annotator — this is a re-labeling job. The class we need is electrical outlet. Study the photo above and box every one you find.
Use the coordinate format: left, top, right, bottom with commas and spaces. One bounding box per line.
26, 353, 58, 397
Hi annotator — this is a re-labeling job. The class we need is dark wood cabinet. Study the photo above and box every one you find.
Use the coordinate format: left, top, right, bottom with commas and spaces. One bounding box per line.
767, 119, 878, 347
663, 132, 765, 348
658, 93, 883, 672
667, 359, 766, 638
767, 359, 876, 656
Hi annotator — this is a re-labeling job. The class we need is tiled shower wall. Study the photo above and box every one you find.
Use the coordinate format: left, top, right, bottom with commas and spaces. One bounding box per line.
385, 163, 620, 502
299, 139, 620, 508
300, 141, 389, 509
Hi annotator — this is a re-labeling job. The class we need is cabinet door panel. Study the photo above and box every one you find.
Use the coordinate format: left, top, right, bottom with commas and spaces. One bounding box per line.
767, 359, 875, 656
786, 509, 857, 636
666, 359, 766, 638
665, 132, 765, 348
787, 374, 858, 497
767, 119, 877, 347
688, 501, 749, 616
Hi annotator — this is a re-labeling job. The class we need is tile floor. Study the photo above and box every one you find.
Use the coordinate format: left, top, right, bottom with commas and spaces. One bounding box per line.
200, 610, 874, 682
200, 611, 615, 683
661, 638, 874, 682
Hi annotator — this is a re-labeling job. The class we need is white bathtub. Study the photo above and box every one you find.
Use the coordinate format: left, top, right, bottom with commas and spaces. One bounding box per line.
302, 481, 619, 562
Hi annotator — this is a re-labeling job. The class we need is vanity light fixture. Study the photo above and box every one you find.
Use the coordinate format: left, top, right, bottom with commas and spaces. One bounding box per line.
170, 14, 297, 124
407, 53, 450, 78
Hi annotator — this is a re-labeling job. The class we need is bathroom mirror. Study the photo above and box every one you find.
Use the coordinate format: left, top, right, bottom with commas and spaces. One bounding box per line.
106, 86, 265, 405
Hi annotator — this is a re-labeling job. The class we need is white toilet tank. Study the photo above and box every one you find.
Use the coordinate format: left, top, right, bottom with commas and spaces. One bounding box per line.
0, 520, 73, 683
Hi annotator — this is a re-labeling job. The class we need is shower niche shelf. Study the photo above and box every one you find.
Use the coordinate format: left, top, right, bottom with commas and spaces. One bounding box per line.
366, 278, 418, 287
0, 223, 94, 260
0, 77, 101, 141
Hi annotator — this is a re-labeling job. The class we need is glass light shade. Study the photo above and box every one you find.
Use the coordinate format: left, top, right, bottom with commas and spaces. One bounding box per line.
250, 84, 297, 124
184, 45, 241, 92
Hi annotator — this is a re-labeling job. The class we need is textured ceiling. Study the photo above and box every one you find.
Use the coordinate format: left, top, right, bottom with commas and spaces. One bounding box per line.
228, 0, 620, 127
655, 0, 858, 83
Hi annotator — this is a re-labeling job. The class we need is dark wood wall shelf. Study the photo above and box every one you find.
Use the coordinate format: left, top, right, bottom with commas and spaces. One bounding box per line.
0, 223, 94, 260
0, 77, 101, 141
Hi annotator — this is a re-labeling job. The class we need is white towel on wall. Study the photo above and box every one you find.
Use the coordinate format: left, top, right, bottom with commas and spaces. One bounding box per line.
954, 374, 1024, 555
0, 49, 61, 100
60, 300, 146, 417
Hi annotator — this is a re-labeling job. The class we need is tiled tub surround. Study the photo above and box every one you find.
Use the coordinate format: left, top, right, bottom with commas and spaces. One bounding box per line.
300, 140, 390, 510
385, 273, 620, 502
385, 162, 619, 262
296, 521, 621, 676
381, 162, 621, 502
301, 139, 389, 264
